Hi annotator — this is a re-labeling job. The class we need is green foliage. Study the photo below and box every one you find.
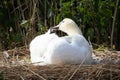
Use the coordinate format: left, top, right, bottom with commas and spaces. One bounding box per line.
21, 20, 30, 29
0, 0, 120, 50
37, 23, 48, 35
97, 45, 105, 51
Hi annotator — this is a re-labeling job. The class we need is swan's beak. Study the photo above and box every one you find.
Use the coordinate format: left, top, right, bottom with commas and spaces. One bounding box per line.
50, 25, 59, 33
53, 26, 59, 30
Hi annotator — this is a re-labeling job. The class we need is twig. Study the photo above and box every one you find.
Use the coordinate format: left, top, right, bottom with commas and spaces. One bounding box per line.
18, 64, 46, 80
63, 67, 75, 80
18, 74, 25, 80
44, 0, 47, 27
95, 65, 103, 80
10, 1, 30, 13
18, 0, 25, 20
2, 51, 9, 63
30, 61, 44, 65
85, 65, 100, 79
68, 52, 91, 80
96, 66, 120, 73
110, 0, 119, 49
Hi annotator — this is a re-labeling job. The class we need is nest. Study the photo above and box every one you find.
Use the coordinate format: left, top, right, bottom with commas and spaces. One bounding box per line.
0, 46, 120, 80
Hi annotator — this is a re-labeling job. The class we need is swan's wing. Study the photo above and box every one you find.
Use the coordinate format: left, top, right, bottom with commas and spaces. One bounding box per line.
61, 35, 90, 48
61, 36, 72, 43
43, 36, 93, 64
30, 33, 58, 63
69, 35, 89, 47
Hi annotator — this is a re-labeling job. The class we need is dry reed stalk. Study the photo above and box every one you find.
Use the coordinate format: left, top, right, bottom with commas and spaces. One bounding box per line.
68, 52, 92, 80
18, 63, 46, 80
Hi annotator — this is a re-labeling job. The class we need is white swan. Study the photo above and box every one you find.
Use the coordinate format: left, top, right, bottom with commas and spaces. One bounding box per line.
30, 18, 93, 65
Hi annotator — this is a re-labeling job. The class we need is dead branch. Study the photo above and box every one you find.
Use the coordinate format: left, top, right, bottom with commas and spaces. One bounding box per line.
111, 0, 119, 49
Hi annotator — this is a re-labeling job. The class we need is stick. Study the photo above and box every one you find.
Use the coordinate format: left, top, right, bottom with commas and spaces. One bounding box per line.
110, 0, 119, 49
19, 64, 46, 80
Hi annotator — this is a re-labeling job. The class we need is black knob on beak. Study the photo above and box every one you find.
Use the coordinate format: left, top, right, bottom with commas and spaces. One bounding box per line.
50, 26, 59, 33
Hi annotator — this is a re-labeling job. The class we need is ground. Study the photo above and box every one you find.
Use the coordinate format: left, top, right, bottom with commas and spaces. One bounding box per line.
0, 46, 120, 80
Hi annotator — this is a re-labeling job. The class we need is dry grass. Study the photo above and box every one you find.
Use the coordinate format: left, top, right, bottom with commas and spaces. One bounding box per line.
0, 46, 120, 80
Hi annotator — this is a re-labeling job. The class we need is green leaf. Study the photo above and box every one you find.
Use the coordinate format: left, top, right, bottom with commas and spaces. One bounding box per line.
20, 20, 30, 29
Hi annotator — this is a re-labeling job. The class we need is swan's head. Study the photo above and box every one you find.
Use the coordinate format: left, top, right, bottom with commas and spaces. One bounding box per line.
53, 18, 82, 36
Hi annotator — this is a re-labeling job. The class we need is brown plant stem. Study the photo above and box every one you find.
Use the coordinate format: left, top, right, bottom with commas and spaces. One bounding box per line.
111, 0, 119, 50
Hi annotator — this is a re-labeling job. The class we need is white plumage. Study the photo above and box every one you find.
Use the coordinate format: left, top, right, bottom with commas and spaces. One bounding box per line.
30, 18, 93, 65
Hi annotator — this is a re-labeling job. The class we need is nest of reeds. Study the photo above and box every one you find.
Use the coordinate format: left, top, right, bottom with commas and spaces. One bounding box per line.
0, 46, 120, 80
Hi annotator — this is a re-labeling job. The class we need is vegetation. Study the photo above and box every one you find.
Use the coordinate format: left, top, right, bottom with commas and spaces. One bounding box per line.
0, 0, 120, 50
0, 71, 3, 80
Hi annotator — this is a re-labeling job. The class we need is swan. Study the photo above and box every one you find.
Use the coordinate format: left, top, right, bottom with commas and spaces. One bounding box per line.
30, 18, 93, 65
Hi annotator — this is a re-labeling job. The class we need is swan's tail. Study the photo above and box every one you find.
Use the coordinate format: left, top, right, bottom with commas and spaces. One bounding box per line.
88, 36, 102, 64
46, 27, 55, 34
88, 36, 93, 50
46, 29, 51, 34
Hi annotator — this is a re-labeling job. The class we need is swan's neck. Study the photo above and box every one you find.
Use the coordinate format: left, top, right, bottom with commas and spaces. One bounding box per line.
67, 27, 82, 36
